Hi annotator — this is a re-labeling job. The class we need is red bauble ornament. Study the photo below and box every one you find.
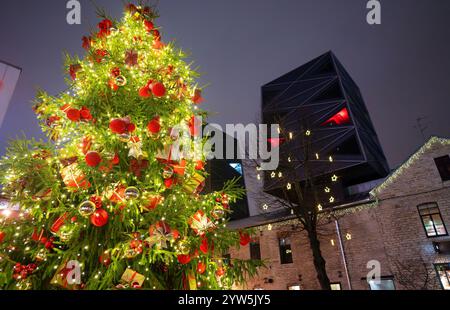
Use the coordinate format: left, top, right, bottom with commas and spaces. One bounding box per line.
45, 240, 54, 250
80, 107, 92, 121
109, 118, 127, 134
90, 209, 109, 227
239, 231, 251, 246
99, 253, 111, 266
147, 116, 161, 134
151, 82, 166, 97
139, 86, 151, 98
85, 151, 102, 167
197, 262, 206, 274
0, 231, 5, 243
127, 123, 136, 132
66, 108, 81, 122
144, 20, 154, 32
195, 160, 205, 171
177, 254, 191, 265
112, 153, 120, 165
164, 178, 174, 189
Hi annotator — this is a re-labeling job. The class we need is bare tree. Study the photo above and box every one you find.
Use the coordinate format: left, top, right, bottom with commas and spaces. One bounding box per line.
242, 120, 345, 290
389, 256, 440, 290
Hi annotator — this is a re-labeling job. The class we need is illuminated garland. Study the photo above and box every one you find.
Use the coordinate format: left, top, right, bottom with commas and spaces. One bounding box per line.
371, 136, 450, 196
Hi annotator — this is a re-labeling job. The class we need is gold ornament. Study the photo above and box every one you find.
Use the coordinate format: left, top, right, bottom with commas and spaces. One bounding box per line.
125, 247, 140, 259
57, 224, 76, 242
211, 205, 226, 219
35, 248, 47, 262
16, 279, 32, 290
78, 201, 96, 217
125, 186, 140, 200
115, 75, 127, 86
118, 133, 131, 142
162, 166, 174, 179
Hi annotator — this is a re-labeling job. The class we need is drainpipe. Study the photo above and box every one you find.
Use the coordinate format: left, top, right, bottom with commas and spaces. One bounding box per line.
335, 219, 352, 290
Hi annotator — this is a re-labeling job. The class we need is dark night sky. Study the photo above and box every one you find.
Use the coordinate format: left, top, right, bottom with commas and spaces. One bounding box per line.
0, 0, 449, 168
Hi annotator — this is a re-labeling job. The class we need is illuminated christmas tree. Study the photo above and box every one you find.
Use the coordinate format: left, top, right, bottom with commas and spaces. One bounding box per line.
0, 3, 261, 290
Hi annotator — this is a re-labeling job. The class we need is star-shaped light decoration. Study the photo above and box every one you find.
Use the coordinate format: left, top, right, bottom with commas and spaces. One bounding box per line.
324, 187, 331, 193
271, 172, 276, 178
329, 196, 335, 203
331, 174, 338, 182
305, 130, 311, 136
317, 204, 323, 211
286, 183, 292, 190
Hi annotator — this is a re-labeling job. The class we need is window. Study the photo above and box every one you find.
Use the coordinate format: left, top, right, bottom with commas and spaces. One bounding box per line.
288, 284, 301, 290
368, 278, 395, 290
418, 203, 448, 237
229, 163, 243, 175
279, 237, 293, 264
434, 155, 450, 181
250, 242, 261, 260
330, 283, 342, 290
435, 263, 450, 290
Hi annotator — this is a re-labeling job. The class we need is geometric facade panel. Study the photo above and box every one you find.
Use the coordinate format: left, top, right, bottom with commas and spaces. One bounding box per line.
262, 51, 389, 198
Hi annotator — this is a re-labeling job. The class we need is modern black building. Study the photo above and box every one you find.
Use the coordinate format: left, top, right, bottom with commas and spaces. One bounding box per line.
204, 130, 250, 220
261, 51, 389, 204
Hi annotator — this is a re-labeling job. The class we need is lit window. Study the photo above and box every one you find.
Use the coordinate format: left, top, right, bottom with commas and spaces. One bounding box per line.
330, 283, 342, 290
279, 237, 293, 264
434, 155, 450, 181
288, 284, 301, 290
321, 107, 351, 126
434, 263, 450, 290
368, 278, 395, 290
418, 203, 448, 237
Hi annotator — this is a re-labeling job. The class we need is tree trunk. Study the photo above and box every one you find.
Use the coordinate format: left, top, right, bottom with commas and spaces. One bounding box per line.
307, 228, 331, 290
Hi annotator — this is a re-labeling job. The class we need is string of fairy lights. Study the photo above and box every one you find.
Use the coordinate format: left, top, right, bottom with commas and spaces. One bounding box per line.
255, 128, 339, 214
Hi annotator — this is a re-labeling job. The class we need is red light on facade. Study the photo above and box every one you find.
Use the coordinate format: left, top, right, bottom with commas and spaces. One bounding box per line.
267, 138, 286, 148
321, 107, 351, 126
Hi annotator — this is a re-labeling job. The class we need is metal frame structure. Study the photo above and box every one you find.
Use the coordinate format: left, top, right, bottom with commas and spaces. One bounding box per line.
262, 51, 389, 198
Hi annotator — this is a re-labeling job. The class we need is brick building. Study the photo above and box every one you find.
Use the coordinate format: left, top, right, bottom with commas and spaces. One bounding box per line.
229, 136, 450, 290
